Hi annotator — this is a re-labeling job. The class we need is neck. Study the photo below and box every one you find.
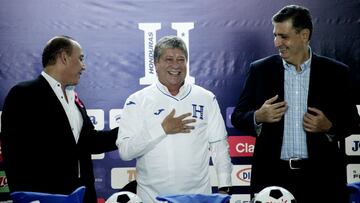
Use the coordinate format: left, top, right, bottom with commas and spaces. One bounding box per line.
44, 66, 70, 103
166, 84, 180, 96
169, 89, 179, 96
44, 66, 67, 92
288, 48, 310, 72
166, 84, 183, 96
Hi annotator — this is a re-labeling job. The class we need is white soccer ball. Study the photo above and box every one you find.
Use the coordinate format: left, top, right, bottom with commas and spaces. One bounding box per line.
253, 186, 297, 203
106, 191, 143, 203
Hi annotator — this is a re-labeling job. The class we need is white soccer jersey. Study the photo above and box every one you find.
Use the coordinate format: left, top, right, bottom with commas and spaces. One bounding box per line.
116, 80, 232, 203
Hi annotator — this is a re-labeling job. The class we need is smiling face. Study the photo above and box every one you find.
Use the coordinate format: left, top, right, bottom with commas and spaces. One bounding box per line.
273, 19, 310, 66
155, 47, 187, 95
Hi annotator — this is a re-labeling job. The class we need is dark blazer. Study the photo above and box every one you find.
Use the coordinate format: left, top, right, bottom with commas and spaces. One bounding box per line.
1, 75, 118, 203
231, 54, 359, 199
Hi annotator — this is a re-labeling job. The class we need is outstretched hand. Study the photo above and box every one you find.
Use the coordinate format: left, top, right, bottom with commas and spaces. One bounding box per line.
255, 95, 287, 123
162, 109, 196, 134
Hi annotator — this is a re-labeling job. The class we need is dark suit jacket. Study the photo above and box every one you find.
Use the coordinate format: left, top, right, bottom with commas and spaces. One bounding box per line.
1, 75, 118, 203
231, 54, 359, 197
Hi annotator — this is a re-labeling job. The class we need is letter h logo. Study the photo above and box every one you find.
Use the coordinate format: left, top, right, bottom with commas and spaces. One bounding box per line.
192, 104, 204, 120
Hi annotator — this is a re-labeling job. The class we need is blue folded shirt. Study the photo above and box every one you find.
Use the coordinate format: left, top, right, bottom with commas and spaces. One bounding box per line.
156, 193, 230, 203
10, 186, 85, 203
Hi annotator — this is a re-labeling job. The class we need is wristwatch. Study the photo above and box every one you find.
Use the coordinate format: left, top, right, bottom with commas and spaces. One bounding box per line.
219, 186, 231, 194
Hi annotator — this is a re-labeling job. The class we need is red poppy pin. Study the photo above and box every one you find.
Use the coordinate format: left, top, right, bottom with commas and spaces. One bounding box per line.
74, 92, 84, 108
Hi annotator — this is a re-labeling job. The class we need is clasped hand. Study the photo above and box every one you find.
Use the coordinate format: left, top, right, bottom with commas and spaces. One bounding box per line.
255, 95, 332, 133
255, 95, 287, 123
303, 107, 332, 133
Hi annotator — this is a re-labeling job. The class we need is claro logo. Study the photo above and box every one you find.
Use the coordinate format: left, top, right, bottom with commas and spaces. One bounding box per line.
228, 136, 255, 157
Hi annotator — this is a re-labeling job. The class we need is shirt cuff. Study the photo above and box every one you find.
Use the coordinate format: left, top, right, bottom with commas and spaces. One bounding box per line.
325, 133, 335, 142
217, 172, 232, 188
253, 113, 262, 136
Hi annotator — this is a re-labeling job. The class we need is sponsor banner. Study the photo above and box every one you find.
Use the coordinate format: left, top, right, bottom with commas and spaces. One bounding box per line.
347, 164, 360, 184
92, 153, 105, 160
0, 171, 9, 193
0, 113, 2, 164
211, 165, 252, 187
88, 109, 105, 160
228, 136, 255, 157
111, 167, 137, 189
109, 109, 123, 130
232, 165, 251, 186
226, 107, 235, 128
94, 168, 107, 190
87, 109, 105, 130
0, 141, 3, 163
230, 194, 251, 203
345, 134, 360, 156
97, 198, 106, 203
0, 1, 358, 201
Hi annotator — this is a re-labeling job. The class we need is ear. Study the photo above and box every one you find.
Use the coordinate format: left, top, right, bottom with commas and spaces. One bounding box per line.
301, 29, 310, 42
59, 51, 68, 65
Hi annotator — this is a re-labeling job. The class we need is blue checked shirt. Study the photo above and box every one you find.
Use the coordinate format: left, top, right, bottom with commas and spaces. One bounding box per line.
280, 50, 312, 160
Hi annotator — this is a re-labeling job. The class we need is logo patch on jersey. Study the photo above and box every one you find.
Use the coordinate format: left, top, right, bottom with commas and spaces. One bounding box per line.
126, 101, 136, 106
192, 104, 204, 120
154, 109, 165, 115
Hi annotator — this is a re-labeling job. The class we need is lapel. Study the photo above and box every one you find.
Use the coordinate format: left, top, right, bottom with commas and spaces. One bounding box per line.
74, 92, 88, 141
37, 76, 70, 122
38, 75, 85, 143
75, 92, 87, 118
272, 55, 285, 101
307, 53, 320, 107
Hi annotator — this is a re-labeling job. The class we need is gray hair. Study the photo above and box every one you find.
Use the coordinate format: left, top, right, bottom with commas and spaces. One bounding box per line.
154, 35, 188, 63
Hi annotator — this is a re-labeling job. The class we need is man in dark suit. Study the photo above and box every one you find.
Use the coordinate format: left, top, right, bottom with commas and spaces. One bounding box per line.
231, 5, 359, 203
0, 35, 118, 203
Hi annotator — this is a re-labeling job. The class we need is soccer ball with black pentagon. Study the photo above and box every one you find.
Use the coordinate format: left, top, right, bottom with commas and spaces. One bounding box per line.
106, 191, 143, 203
253, 186, 296, 203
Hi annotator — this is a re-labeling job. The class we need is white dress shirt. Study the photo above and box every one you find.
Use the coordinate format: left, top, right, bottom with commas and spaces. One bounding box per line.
41, 71, 83, 143
116, 80, 232, 203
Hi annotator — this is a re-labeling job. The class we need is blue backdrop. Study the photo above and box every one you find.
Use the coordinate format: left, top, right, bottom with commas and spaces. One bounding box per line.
0, 0, 359, 202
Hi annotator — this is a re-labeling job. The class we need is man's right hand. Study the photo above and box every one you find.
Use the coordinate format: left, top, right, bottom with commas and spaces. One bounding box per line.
162, 109, 196, 134
255, 95, 287, 123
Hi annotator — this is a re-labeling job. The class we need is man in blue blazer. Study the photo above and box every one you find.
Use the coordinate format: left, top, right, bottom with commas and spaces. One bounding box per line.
1, 35, 119, 203
231, 5, 359, 203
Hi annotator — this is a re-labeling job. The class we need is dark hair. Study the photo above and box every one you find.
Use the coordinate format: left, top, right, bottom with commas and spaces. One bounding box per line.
272, 5, 313, 40
42, 35, 74, 67
154, 35, 188, 63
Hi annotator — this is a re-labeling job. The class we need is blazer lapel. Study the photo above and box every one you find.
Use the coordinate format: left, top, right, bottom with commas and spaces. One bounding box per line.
38, 75, 80, 143
75, 92, 86, 114
273, 56, 285, 101
307, 53, 320, 107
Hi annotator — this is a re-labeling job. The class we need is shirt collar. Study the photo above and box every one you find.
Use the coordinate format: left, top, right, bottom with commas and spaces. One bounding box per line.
156, 79, 191, 100
282, 46, 312, 73
41, 71, 76, 91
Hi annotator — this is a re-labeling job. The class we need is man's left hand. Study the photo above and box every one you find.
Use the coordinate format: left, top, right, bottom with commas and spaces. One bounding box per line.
303, 107, 332, 133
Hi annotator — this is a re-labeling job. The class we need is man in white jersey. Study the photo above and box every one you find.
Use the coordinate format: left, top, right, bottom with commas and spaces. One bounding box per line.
116, 35, 232, 203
